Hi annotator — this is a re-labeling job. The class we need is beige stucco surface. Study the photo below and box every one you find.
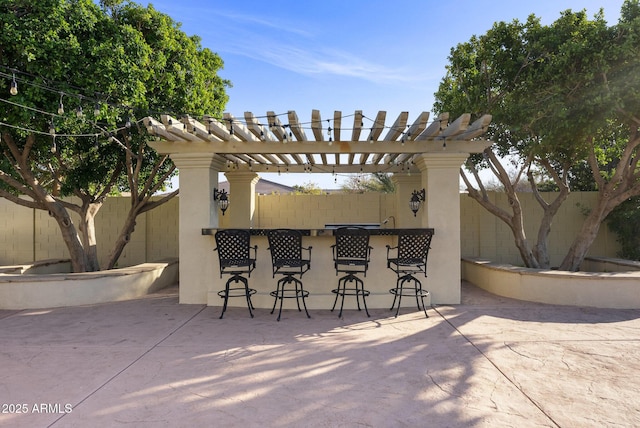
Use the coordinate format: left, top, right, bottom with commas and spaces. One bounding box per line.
0, 259, 178, 309
462, 257, 640, 309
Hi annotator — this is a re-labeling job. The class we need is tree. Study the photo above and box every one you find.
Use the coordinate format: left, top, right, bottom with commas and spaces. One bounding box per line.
341, 173, 396, 193
292, 181, 325, 195
0, 0, 229, 271
435, 0, 640, 270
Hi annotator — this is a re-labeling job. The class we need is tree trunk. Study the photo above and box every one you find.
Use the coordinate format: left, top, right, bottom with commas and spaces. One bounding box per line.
559, 209, 606, 271
532, 189, 570, 269
47, 202, 89, 273
106, 210, 138, 270
76, 201, 103, 272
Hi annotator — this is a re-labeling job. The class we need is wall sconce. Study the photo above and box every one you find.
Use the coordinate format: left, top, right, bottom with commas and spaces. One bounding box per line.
213, 188, 229, 215
409, 189, 425, 217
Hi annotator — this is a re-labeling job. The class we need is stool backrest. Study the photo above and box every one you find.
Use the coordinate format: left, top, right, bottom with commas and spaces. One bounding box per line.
397, 229, 433, 265
267, 229, 303, 266
214, 229, 253, 274
335, 227, 370, 260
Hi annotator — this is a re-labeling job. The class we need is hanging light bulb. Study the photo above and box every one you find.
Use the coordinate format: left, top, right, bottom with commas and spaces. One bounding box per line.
57, 94, 64, 115
9, 73, 18, 95
75, 106, 83, 118
48, 120, 56, 135
93, 102, 100, 117
125, 116, 132, 128
50, 137, 57, 154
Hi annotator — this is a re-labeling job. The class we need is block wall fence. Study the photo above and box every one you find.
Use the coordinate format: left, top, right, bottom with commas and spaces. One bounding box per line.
0, 192, 620, 268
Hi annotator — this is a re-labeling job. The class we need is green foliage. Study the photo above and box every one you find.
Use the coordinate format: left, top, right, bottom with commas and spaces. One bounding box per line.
341, 173, 396, 193
435, 0, 640, 269
606, 197, 640, 260
1, 0, 229, 199
292, 181, 324, 195
0, 0, 230, 270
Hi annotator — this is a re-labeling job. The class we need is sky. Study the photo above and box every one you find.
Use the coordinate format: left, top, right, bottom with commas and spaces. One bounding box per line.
147, 0, 626, 189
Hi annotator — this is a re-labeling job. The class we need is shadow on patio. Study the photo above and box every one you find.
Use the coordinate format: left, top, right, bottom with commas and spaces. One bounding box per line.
1, 282, 639, 427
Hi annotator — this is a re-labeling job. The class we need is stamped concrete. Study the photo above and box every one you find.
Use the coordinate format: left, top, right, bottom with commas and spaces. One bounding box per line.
1, 282, 639, 427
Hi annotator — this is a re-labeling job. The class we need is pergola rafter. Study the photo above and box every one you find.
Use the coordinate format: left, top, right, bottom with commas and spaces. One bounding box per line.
144, 110, 492, 174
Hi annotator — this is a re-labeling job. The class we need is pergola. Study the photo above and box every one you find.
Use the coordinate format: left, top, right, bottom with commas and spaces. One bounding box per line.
145, 110, 492, 306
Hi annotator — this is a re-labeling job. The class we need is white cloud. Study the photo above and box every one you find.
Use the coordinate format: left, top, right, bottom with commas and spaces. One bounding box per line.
193, 11, 427, 85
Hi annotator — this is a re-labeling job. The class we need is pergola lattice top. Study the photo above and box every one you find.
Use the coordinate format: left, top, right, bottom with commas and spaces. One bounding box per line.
144, 110, 492, 174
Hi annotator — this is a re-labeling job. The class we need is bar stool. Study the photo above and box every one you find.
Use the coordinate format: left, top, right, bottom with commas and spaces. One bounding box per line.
213, 229, 257, 319
331, 227, 372, 317
267, 229, 312, 321
386, 229, 434, 318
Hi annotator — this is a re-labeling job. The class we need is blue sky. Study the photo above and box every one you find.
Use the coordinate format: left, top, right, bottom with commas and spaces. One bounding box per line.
148, 0, 625, 189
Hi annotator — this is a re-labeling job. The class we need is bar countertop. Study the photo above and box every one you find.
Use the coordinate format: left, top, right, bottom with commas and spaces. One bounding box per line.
201, 227, 435, 236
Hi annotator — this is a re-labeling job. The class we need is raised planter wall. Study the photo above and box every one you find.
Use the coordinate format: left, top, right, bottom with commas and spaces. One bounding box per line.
0, 258, 178, 310
462, 257, 640, 309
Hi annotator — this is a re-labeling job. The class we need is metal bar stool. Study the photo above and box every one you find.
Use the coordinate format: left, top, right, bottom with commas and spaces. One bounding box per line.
331, 227, 372, 317
386, 229, 434, 318
267, 229, 312, 321
213, 229, 257, 319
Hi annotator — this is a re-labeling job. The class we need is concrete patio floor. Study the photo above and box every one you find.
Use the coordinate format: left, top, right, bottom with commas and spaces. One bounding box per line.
1, 281, 639, 427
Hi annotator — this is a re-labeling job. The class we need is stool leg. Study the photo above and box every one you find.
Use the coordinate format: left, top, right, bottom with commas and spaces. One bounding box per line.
270, 280, 279, 315
295, 277, 311, 319
330, 277, 341, 313
219, 278, 231, 319
276, 277, 286, 322
293, 277, 303, 312
417, 281, 429, 318
394, 277, 404, 318
358, 277, 370, 317
389, 279, 400, 312
240, 276, 254, 318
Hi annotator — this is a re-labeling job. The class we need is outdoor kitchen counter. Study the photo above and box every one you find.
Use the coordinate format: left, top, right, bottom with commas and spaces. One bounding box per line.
201, 227, 434, 236
201, 227, 435, 311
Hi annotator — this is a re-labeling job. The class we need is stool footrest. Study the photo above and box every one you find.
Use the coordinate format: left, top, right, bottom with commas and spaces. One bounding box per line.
217, 274, 255, 319
269, 289, 309, 299
270, 274, 311, 321
331, 273, 370, 318
388, 274, 430, 318
389, 288, 429, 297
219, 288, 257, 298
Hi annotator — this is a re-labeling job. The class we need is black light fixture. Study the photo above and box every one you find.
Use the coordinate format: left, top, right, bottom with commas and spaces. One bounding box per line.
213, 188, 229, 215
409, 188, 426, 217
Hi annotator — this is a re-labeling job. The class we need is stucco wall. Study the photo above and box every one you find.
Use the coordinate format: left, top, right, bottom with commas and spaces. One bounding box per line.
0, 191, 620, 267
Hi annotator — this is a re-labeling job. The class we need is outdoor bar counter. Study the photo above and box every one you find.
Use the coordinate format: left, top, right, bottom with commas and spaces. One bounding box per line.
201, 226, 435, 312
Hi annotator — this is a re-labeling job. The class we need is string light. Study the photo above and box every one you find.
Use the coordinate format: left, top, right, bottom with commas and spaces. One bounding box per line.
1, 66, 441, 138
9, 73, 17, 95
0, 66, 446, 178
57, 93, 64, 115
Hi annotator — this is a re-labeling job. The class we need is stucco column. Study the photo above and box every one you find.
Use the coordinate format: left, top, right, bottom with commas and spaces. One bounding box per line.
223, 171, 260, 228
391, 173, 423, 228
171, 153, 224, 304
415, 152, 469, 304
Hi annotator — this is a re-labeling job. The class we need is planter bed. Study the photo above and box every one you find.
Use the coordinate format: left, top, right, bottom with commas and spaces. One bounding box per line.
462, 257, 640, 309
0, 258, 178, 309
